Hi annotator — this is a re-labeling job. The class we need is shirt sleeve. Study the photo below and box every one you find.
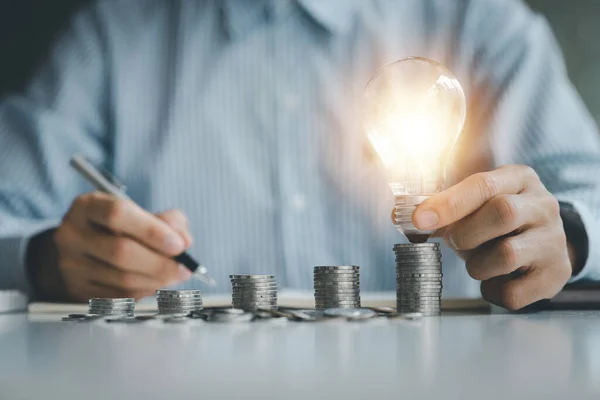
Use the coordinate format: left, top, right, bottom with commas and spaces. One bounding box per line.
459, 0, 600, 282
0, 5, 110, 294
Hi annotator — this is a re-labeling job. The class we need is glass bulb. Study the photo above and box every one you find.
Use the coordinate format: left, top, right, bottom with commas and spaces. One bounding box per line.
364, 57, 466, 243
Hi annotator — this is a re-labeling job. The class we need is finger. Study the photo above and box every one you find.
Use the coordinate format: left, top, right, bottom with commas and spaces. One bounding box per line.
69, 225, 182, 281
79, 255, 181, 291
464, 228, 551, 281
156, 209, 193, 248
480, 266, 568, 311
82, 192, 186, 256
60, 262, 153, 302
444, 194, 557, 251
413, 165, 541, 230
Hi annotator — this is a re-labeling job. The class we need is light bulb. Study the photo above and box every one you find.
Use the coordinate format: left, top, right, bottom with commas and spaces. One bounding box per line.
364, 57, 466, 243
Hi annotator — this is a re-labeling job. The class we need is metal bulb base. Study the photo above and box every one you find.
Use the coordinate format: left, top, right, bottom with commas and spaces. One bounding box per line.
394, 195, 436, 243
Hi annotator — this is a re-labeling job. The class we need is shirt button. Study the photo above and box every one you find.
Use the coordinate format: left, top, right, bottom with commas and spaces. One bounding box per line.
291, 193, 306, 211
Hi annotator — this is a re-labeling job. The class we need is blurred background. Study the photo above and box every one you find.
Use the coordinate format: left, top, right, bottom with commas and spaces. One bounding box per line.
1, 0, 599, 125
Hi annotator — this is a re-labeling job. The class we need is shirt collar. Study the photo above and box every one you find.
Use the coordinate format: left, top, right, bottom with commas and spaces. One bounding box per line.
221, 0, 361, 37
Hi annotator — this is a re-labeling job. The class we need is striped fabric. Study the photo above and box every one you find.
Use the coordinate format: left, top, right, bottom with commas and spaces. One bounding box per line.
1, 0, 600, 297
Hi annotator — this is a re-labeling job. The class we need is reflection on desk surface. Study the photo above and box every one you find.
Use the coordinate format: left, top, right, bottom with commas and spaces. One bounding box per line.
0, 311, 599, 400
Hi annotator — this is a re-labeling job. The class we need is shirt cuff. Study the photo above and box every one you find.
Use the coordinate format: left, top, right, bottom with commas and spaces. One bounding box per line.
555, 198, 600, 283
0, 219, 60, 298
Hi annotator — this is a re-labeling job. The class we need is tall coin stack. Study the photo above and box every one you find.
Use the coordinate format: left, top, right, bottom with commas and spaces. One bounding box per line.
230, 275, 278, 310
395, 243, 443, 316
88, 298, 135, 316
156, 289, 204, 315
313, 266, 361, 310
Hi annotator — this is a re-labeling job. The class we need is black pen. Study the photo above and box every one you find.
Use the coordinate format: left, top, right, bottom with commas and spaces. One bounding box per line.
69, 154, 217, 286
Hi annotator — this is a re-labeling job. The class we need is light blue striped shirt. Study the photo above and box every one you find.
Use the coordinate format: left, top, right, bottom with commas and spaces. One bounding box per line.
2, 0, 600, 298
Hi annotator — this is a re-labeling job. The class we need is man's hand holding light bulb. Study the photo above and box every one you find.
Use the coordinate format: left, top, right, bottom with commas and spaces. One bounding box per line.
365, 58, 573, 310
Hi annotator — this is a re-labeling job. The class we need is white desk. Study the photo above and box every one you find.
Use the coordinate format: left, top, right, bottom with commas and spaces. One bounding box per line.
1, 311, 599, 400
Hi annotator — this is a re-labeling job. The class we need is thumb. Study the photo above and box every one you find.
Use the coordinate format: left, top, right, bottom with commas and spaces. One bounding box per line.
156, 209, 193, 249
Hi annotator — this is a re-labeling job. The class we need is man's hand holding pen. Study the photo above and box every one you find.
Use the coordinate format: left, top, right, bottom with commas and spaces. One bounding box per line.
28, 192, 193, 302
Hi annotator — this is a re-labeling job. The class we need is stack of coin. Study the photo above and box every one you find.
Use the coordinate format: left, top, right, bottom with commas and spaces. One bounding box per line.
395, 243, 442, 316
88, 298, 135, 316
230, 275, 278, 310
313, 266, 361, 310
156, 289, 204, 315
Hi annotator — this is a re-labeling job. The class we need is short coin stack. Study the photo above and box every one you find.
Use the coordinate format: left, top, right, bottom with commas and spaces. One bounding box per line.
88, 298, 135, 316
395, 243, 443, 316
156, 289, 204, 315
230, 275, 278, 311
314, 266, 361, 309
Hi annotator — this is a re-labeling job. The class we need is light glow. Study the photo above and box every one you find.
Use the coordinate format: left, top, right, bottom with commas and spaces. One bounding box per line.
364, 57, 466, 195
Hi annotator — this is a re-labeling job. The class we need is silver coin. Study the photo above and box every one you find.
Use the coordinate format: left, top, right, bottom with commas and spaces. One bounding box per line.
394, 243, 439, 249
396, 303, 441, 308
156, 289, 200, 295
396, 293, 442, 298
157, 301, 204, 307
396, 300, 441, 305
397, 273, 443, 278
314, 281, 360, 286
232, 300, 278, 306
211, 312, 255, 322
231, 282, 278, 288
231, 290, 277, 295
230, 274, 275, 279
394, 246, 440, 252
156, 292, 200, 298
396, 280, 443, 285
395, 256, 441, 262
314, 265, 359, 270
315, 294, 360, 298
397, 281, 443, 286
157, 295, 204, 301
396, 259, 442, 265
231, 286, 277, 292
396, 267, 442, 273
316, 300, 361, 306
88, 302, 135, 307
88, 306, 134, 312
313, 269, 361, 275
156, 293, 202, 299
157, 302, 203, 308
397, 290, 442, 295
314, 289, 360, 295
397, 305, 441, 310
87, 306, 134, 312
316, 304, 361, 309
397, 310, 441, 316
88, 306, 135, 312
397, 283, 442, 289
232, 305, 278, 310
314, 280, 359, 285
395, 257, 442, 262
158, 303, 203, 309
232, 296, 278, 302
89, 298, 134, 303
89, 310, 133, 316
313, 272, 359, 278
230, 280, 277, 285
323, 308, 375, 319
158, 305, 203, 312
395, 252, 441, 257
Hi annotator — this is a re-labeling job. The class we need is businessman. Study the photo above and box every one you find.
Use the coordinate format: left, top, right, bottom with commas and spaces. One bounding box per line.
1, 0, 599, 309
